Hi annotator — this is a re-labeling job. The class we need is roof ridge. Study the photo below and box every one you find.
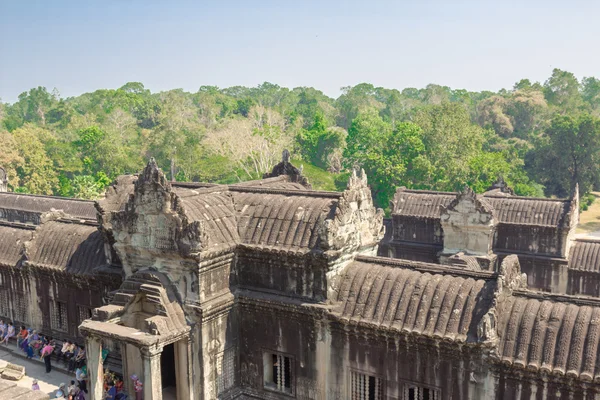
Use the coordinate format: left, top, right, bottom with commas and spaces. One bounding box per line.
512, 289, 600, 307
0, 220, 36, 230
0, 191, 95, 203
354, 255, 498, 279
484, 194, 571, 202
228, 186, 342, 198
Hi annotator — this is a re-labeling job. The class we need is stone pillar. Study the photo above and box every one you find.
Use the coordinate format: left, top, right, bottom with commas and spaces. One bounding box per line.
85, 336, 104, 400
142, 347, 163, 400
175, 338, 192, 400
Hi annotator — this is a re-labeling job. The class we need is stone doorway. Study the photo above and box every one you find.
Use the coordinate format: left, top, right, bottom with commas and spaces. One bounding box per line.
161, 343, 176, 389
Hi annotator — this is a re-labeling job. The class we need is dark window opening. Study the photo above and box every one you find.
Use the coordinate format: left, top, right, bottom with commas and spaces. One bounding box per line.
264, 352, 293, 394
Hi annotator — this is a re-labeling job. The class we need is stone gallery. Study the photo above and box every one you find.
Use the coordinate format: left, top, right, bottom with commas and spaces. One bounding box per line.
1, 157, 600, 399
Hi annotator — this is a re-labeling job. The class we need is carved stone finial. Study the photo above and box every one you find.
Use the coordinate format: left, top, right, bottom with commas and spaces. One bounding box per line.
485, 176, 514, 196
263, 150, 311, 189
347, 168, 368, 190
0, 166, 7, 192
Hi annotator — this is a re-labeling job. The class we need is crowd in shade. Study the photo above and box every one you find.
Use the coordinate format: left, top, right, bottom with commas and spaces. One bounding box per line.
1, 319, 141, 399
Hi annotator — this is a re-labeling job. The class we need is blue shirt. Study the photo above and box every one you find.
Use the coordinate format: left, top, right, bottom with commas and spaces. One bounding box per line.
106, 386, 117, 400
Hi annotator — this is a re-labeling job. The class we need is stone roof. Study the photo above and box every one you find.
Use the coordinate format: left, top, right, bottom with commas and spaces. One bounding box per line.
174, 187, 240, 250
25, 219, 108, 275
99, 159, 380, 255
0, 191, 97, 221
0, 222, 32, 266
232, 190, 337, 250
569, 239, 600, 273
331, 256, 498, 343
392, 188, 574, 227
497, 291, 600, 380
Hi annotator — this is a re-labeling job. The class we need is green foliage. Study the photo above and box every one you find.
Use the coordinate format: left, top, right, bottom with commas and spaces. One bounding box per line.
3, 69, 600, 206
530, 114, 600, 197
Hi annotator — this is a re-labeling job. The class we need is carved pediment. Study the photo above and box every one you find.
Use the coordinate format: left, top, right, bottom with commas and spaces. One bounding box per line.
440, 186, 496, 256
442, 185, 495, 219
108, 159, 209, 259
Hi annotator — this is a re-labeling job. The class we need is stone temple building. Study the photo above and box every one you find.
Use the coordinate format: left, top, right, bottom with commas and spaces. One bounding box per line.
1, 156, 600, 400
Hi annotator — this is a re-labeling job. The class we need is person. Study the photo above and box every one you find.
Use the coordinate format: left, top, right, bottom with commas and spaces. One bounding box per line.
16, 325, 28, 349
31, 379, 40, 391
41, 341, 55, 373
131, 374, 143, 400
114, 377, 123, 393
73, 345, 86, 370
60, 340, 76, 365
67, 380, 80, 400
1, 322, 15, 345
55, 383, 66, 399
76, 366, 87, 394
28, 330, 42, 358
0, 320, 6, 338
105, 380, 117, 400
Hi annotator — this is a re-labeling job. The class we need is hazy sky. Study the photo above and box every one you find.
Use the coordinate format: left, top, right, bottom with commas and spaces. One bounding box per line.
1, 0, 599, 103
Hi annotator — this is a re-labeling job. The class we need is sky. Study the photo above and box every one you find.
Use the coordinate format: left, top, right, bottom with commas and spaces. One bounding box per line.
1, 0, 599, 103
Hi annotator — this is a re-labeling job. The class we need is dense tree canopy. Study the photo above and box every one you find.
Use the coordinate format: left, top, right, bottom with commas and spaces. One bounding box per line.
1, 70, 599, 212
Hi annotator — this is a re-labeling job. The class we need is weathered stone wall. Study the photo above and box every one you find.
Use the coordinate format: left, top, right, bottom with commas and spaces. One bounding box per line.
391, 216, 443, 244
386, 241, 441, 263
440, 189, 495, 256
491, 367, 600, 399
236, 248, 329, 301
237, 297, 497, 400
495, 225, 567, 257
0, 266, 119, 341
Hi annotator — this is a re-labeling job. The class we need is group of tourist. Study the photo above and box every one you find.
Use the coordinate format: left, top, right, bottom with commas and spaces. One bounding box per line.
1, 320, 141, 400
0, 320, 16, 344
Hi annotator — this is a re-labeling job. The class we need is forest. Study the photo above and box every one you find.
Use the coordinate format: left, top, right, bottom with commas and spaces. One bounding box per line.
1, 68, 600, 213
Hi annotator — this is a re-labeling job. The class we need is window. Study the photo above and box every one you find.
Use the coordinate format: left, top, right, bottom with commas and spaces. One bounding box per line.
13, 293, 28, 324
216, 346, 236, 395
403, 384, 440, 400
50, 301, 68, 332
351, 371, 383, 400
263, 352, 293, 394
0, 289, 9, 319
77, 306, 92, 324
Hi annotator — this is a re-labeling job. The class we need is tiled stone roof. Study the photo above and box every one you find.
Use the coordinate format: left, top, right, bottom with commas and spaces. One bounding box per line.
25, 220, 108, 275
569, 239, 600, 273
0, 191, 97, 221
497, 291, 600, 380
392, 188, 573, 227
331, 256, 498, 343
0, 222, 32, 266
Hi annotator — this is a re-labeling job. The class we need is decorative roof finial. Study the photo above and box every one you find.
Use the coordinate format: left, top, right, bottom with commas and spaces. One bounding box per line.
282, 149, 291, 163
0, 166, 7, 192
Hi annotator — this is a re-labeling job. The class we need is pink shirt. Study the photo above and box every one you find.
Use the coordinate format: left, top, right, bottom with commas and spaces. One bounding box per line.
41, 344, 54, 357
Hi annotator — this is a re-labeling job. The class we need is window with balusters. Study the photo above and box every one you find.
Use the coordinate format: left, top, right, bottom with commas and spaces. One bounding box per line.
50, 301, 68, 332
403, 383, 440, 400
350, 370, 383, 400
263, 351, 294, 394
216, 346, 236, 395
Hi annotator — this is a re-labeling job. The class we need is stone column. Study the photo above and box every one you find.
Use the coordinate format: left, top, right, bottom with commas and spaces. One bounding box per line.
175, 338, 192, 400
85, 336, 104, 400
142, 347, 163, 400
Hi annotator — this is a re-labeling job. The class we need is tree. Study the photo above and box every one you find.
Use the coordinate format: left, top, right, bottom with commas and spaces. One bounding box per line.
344, 109, 425, 207
11, 124, 58, 194
413, 103, 486, 190
543, 69, 582, 111
532, 114, 600, 197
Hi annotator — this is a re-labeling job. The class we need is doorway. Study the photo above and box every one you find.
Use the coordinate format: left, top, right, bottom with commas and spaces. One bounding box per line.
161, 343, 177, 389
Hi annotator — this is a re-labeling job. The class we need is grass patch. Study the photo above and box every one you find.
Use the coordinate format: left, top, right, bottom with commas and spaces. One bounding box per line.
291, 159, 347, 192
577, 192, 600, 234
